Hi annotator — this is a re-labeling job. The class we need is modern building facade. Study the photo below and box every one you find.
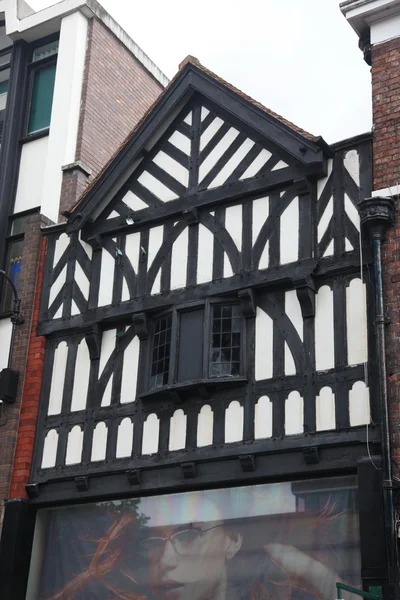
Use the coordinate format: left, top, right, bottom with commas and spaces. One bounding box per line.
0, 0, 166, 532
1, 1, 400, 600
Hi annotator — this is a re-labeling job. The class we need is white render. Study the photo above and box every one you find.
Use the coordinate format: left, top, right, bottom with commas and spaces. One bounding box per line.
0, 319, 12, 371
197, 405, 213, 447
225, 400, 244, 443
169, 409, 187, 451
14, 136, 48, 214
341, 0, 400, 45
254, 396, 273, 440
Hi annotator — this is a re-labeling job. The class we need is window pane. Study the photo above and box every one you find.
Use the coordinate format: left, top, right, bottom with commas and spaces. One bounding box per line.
177, 309, 204, 382
32, 40, 59, 63
11, 214, 30, 236
27, 64, 56, 134
209, 304, 241, 378
150, 314, 172, 389
2, 239, 23, 313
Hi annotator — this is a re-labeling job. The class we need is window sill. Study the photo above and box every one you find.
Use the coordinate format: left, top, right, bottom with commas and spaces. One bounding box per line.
20, 128, 49, 144
0, 311, 13, 321
140, 377, 248, 403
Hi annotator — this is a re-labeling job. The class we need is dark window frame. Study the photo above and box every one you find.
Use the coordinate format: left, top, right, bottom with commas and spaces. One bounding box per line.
0, 43, 12, 144
145, 297, 247, 393
24, 34, 59, 138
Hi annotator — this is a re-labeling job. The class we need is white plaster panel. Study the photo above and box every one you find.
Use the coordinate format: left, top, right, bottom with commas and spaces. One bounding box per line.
272, 160, 289, 171
345, 239, 354, 252
91, 422, 108, 461
122, 190, 148, 212
315, 285, 335, 371
197, 405, 213, 447
223, 254, 234, 278
285, 391, 303, 435
224, 204, 243, 252
240, 148, 272, 180
14, 136, 48, 213
199, 128, 240, 182
71, 300, 80, 316
120, 336, 139, 404
99, 329, 116, 408
142, 413, 159, 455
255, 307, 273, 380
316, 386, 336, 431
317, 159, 333, 200
116, 418, 134, 458
108, 210, 120, 219
148, 225, 164, 294
169, 409, 187, 451
280, 196, 299, 265
318, 197, 333, 243
101, 379, 113, 408
41, 429, 58, 469
79, 234, 92, 260
65, 426, 83, 465
153, 150, 189, 188
323, 240, 334, 258
285, 342, 296, 376
41, 12, 88, 222
347, 279, 368, 365
48, 341, 68, 415
170, 227, 188, 290
259, 241, 269, 270
184, 111, 193, 126
349, 382, 370, 426
138, 171, 178, 203
201, 107, 210, 121
197, 224, 214, 284
200, 116, 224, 151
74, 261, 89, 301
70, 339, 90, 412
225, 401, 243, 443
0, 319, 12, 371
53, 233, 70, 266
121, 278, 129, 302
345, 194, 361, 232
208, 138, 255, 188
344, 149, 360, 186
125, 232, 141, 275
168, 130, 191, 155
285, 290, 303, 341
98, 249, 115, 307
254, 396, 273, 439
252, 196, 269, 245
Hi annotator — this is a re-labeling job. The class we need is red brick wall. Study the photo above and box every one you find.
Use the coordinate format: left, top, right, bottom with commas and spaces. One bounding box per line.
0, 215, 49, 519
59, 17, 163, 215
371, 39, 400, 474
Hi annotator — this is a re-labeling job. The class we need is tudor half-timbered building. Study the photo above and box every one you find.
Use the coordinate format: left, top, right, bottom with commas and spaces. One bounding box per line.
0, 57, 393, 600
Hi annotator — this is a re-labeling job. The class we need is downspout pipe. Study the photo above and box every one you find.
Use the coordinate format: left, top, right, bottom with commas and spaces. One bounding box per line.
358, 197, 397, 599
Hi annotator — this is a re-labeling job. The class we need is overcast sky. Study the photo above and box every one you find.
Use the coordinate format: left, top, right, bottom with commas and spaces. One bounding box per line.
29, 0, 372, 144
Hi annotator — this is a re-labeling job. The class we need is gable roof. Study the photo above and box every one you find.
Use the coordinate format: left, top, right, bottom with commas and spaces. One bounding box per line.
66, 56, 329, 233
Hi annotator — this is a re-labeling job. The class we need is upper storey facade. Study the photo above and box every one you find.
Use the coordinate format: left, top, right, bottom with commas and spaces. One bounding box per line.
30, 59, 374, 501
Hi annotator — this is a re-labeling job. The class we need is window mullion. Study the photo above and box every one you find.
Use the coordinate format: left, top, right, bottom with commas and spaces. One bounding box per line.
203, 300, 211, 379
169, 309, 178, 385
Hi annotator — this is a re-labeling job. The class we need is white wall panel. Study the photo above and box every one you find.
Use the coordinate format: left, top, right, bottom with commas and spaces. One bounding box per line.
252, 196, 269, 245
345, 194, 360, 231
98, 249, 114, 306
168, 130, 191, 155
120, 336, 139, 404
153, 151, 189, 187
316, 387, 336, 431
53, 233, 70, 266
255, 307, 273, 381
170, 228, 188, 290
70, 339, 90, 412
14, 136, 48, 213
74, 262, 89, 300
48, 341, 68, 415
99, 329, 116, 407
116, 418, 134, 458
285, 290, 303, 341
184, 111, 193, 126
240, 149, 272, 180
122, 190, 148, 212
318, 197, 333, 243
148, 225, 164, 294
138, 171, 177, 202
169, 409, 187, 451
200, 117, 224, 150
317, 159, 333, 199
285, 342, 296, 376
142, 413, 159, 455
225, 204, 242, 252
272, 160, 289, 171
347, 279, 368, 366
315, 286, 335, 371
65, 426, 83, 465
197, 405, 213, 447
208, 138, 255, 188
349, 381, 370, 426
199, 128, 239, 182
0, 319, 12, 371
280, 196, 299, 264
125, 232, 141, 275
225, 401, 243, 443
41, 12, 88, 222
197, 224, 214, 284
285, 391, 303, 435
91, 422, 108, 461
254, 396, 272, 439
344, 149, 360, 186
41, 430, 58, 469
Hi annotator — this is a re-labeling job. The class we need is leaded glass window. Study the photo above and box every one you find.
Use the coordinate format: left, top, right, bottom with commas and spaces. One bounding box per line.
150, 314, 172, 389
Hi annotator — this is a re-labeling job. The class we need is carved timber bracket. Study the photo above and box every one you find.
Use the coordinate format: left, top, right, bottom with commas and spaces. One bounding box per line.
238, 289, 256, 318
132, 313, 149, 340
293, 276, 316, 318
85, 324, 102, 360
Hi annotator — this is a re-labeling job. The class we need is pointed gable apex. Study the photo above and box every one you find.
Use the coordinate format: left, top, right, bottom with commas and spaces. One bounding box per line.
67, 57, 329, 234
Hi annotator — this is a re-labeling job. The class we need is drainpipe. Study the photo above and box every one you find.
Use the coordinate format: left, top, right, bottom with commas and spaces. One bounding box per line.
358, 197, 397, 599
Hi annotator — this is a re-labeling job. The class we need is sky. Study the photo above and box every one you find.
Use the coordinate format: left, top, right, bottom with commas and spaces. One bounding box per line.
28, 0, 372, 144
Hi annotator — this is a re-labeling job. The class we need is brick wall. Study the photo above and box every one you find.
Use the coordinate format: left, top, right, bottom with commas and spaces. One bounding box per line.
0, 215, 49, 520
59, 16, 163, 215
371, 39, 400, 475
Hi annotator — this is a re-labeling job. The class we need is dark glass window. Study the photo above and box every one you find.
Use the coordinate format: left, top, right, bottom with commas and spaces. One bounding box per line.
150, 314, 172, 389
1, 214, 30, 313
209, 304, 241, 377
27, 63, 56, 134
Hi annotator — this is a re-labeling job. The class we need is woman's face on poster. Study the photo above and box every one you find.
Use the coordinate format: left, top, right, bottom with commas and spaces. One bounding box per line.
142, 519, 242, 600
